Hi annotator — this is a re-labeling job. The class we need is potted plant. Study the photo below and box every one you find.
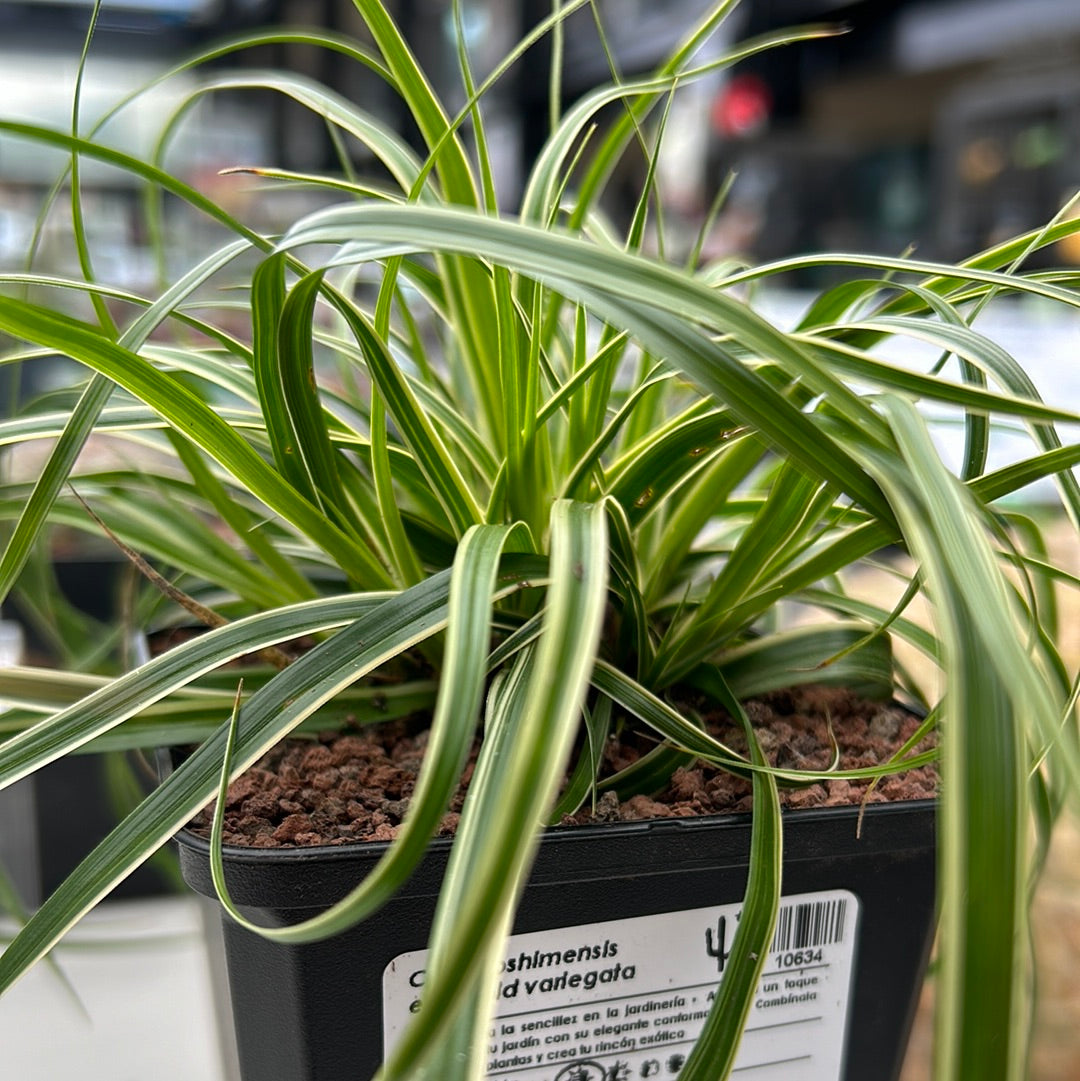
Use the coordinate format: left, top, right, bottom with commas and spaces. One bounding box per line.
0, 2, 1078, 1080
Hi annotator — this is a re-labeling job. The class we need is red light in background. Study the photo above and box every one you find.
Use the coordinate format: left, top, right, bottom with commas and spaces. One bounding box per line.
712, 74, 772, 138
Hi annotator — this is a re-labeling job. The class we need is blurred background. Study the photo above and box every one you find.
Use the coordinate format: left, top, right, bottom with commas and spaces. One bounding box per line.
0, 2, 1078, 1079
4, 0, 1080, 280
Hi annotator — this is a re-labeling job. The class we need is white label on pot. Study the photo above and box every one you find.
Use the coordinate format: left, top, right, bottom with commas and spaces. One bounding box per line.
383, 888, 860, 1081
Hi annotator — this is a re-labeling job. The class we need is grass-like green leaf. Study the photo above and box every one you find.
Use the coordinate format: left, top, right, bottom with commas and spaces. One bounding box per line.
865, 395, 1063, 1081
381, 501, 609, 1080
0, 575, 463, 992
0, 238, 256, 606
330, 293, 485, 537
208, 522, 532, 944
679, 668, 782, 1081
286, 203, 898, 518
0, 296, 393, 588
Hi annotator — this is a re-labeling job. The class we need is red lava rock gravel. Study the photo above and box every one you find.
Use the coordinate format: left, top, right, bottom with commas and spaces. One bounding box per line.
189, 684, 936, 848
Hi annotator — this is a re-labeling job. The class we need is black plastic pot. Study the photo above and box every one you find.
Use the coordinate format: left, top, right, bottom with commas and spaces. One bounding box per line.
177, 799, 935, 1081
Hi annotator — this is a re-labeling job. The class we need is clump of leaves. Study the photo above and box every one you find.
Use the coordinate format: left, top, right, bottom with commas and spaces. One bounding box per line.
0, 2, 1078, 1079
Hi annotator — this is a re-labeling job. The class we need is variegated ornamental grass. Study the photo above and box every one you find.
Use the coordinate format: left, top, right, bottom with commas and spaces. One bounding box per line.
0, 2, 1078, 1079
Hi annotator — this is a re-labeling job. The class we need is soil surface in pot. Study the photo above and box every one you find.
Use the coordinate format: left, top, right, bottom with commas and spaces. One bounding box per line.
188, 685, 937, 849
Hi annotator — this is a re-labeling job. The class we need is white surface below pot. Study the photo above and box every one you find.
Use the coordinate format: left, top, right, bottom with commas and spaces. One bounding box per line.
0, 896, 236, 1081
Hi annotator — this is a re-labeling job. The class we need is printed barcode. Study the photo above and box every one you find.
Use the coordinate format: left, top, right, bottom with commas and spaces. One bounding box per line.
771, 898, 848, 952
